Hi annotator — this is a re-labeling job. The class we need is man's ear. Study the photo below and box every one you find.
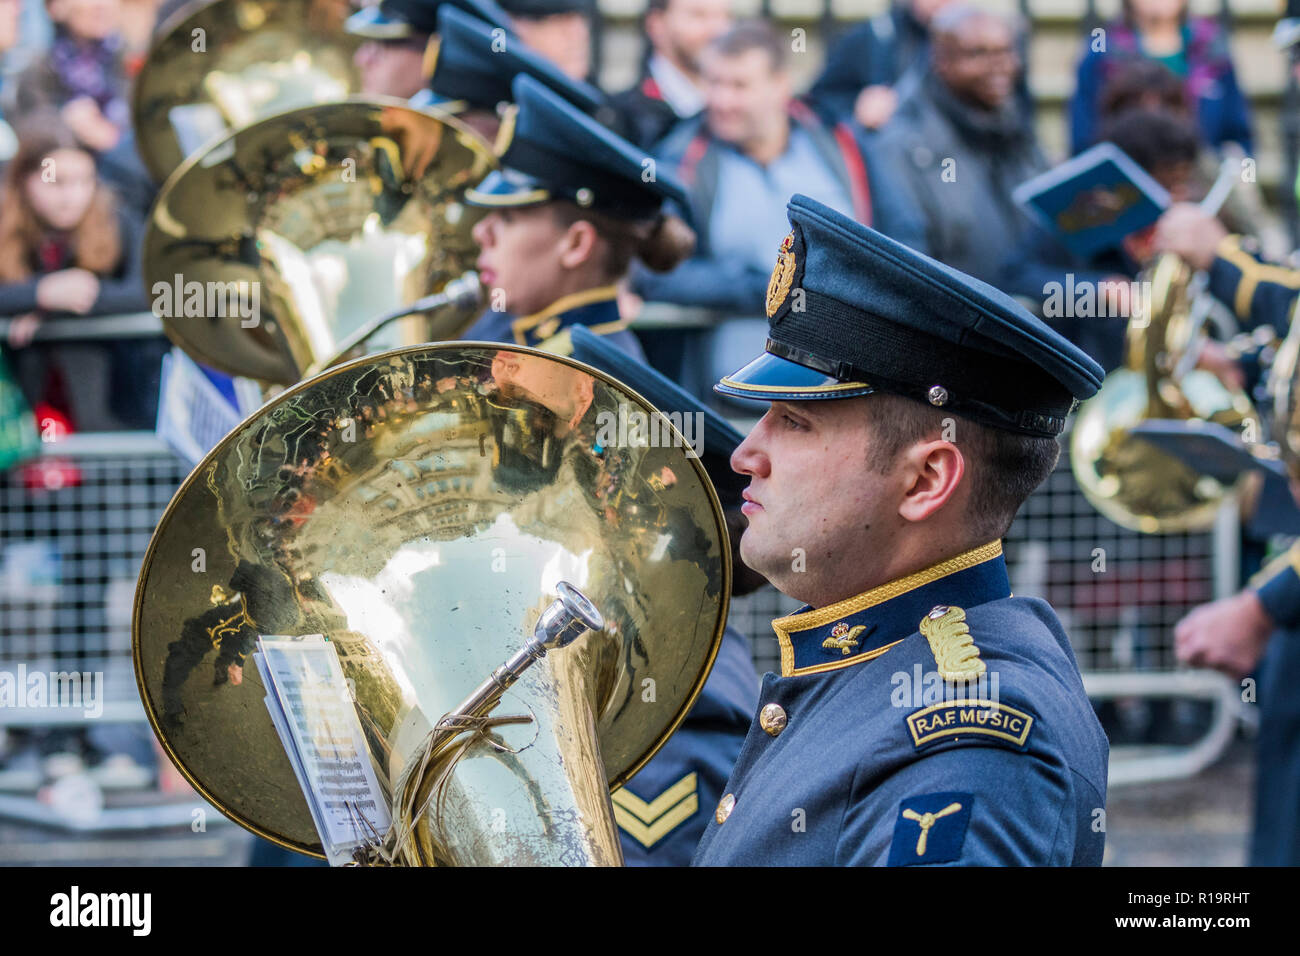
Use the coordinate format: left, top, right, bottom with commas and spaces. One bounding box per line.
897, 439, 965, 524
558, 219, 600, 270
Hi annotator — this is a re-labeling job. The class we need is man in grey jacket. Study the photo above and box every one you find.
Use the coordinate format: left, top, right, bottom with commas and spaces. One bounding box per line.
629, 20, 927, 397
873, 5, 1045, 286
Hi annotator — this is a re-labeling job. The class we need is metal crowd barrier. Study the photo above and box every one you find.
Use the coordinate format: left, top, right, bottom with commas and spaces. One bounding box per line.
0, 313, 217, 831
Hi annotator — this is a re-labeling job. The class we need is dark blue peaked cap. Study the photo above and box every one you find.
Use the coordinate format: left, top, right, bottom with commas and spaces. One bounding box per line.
430, 6, 604, 114
497, 0, 593, 17
568, 326, 748, 508
466, 73, 688, 220
715, 194, 1105, 438
363, 0, 511, 35
344, 4, 416, 39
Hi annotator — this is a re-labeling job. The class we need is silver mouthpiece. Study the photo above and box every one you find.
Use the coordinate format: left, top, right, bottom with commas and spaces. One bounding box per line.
532, 582, 604, 651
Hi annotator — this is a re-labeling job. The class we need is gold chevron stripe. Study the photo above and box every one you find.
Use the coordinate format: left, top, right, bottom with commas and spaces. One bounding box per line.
611, 772, 697, 824
614, 793, 699, 848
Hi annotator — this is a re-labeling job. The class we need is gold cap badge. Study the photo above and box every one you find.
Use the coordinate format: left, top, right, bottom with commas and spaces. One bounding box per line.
765, 232, 797, 318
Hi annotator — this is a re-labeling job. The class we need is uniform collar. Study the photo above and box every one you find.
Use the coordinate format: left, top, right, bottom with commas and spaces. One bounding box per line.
772, 540, 1009, 677
511, 285, 627, 347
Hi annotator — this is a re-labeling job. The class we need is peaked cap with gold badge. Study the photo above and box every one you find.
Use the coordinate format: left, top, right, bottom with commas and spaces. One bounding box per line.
715, 194, 1104, 438
349, 0, 512, 37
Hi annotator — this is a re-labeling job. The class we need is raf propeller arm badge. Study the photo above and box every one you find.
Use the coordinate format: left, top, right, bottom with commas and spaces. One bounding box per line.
887, 791, 974, 865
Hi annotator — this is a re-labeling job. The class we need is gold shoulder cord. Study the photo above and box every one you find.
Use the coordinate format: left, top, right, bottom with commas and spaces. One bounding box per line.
919, 606, 986, 683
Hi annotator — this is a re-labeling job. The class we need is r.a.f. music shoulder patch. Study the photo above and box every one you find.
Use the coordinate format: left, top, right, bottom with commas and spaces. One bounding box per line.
905, 699, 1035, 750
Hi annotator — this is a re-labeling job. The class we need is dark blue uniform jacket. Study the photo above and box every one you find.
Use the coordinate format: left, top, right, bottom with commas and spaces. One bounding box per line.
693, 541, 1109, 866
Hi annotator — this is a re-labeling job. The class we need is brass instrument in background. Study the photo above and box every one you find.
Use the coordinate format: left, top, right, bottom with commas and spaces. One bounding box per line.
134, 0, 364, 184
142, 97, 494, 387
1071, 252, 1258, 533
133, 343, 731, 865
1268, 299, 1300, 484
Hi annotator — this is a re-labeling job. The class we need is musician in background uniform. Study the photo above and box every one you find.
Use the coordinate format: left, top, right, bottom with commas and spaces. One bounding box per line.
567, 324, 761, 865
1152, 188, 1300, 866
427, 5, 607, 141
343, 0, 514, 106
495, 0, 594, 81
692, 194, 1109, 866
460, 72, 696, 361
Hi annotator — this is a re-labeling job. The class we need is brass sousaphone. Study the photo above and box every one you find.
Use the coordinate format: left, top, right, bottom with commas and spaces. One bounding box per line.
1071, 251, 1257, 532
133, 343, 731, 865
134, 0, 365, 184
1267, 298, 1300, 483
143, 97, 494, 387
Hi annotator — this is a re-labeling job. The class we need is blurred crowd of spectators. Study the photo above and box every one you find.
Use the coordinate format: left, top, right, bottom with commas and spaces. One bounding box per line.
0, 0, 162, 441
606, 0, 1270, 401
0, 0, 1279, 437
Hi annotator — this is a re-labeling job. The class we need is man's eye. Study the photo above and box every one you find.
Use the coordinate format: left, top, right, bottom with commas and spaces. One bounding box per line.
781, 413, 806, 431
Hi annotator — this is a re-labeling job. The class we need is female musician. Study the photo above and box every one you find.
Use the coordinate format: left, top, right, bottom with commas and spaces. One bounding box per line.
460, 72, 695, 361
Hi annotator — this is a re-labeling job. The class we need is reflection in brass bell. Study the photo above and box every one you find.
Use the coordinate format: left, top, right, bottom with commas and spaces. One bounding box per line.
133, 344, 731, 865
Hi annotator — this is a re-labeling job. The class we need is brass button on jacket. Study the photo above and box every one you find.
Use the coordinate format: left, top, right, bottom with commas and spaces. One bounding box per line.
715, 793, 736, 824
759, 702, 788, 736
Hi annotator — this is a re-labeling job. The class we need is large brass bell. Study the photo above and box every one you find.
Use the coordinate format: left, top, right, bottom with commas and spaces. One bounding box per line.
133, 344, 731, 865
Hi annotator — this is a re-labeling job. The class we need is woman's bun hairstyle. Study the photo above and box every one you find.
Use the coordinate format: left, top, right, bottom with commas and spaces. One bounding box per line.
635, 213, 696, 273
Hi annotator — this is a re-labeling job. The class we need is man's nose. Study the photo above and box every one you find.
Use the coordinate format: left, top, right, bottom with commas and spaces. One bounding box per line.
730, 424, 769, 479
471, 215, 494, 247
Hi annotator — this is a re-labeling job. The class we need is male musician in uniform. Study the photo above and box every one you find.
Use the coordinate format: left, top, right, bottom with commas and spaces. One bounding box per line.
692, 194, 1109, 866
1153, 198, 1300, 686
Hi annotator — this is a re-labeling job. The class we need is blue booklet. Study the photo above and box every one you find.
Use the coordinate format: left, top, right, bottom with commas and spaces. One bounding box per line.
1013, 142, 1171, 259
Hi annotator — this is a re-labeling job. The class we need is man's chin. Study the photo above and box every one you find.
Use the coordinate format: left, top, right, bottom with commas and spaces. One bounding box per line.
738, 537, 779, 584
